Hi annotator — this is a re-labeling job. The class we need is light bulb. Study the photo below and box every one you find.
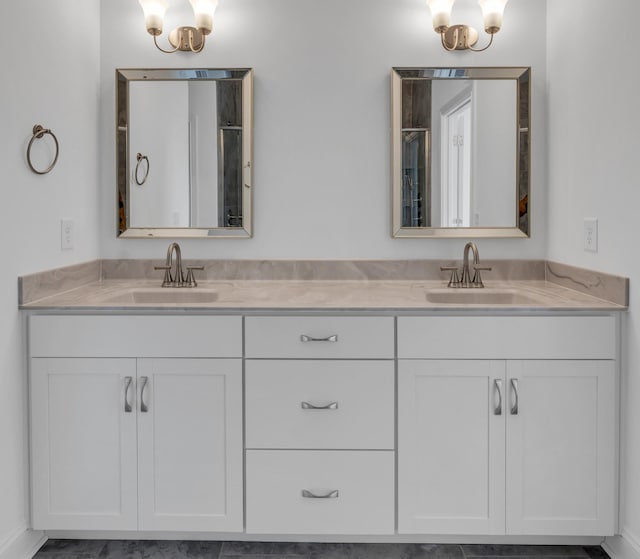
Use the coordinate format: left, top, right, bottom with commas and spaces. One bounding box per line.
478, 0, 509, 33
426, 0, 455, 33
189, 0, 219, 35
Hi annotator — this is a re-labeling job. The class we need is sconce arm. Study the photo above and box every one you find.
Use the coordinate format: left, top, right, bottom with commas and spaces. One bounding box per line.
188, 31, 206, 53
466, 32, 495, 52
153, 34, 180, 54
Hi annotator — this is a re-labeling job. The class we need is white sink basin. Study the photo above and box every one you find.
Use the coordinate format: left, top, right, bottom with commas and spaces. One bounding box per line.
106, 289, 218, 305
426, 289, 543, 306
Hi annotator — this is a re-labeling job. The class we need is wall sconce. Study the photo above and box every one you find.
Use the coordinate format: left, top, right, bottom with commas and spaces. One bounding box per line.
138, 0, 219, 54
426, 0, 508, 52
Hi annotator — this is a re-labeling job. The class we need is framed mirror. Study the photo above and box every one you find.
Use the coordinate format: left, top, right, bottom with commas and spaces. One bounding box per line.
116, 68, 253, 238
391, 67, 530, 238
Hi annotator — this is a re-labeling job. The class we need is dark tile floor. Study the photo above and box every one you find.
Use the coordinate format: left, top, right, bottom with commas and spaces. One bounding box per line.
33, 541, 610, 559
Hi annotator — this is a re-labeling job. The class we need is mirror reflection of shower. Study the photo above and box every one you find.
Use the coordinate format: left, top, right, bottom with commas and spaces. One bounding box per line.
400, 79, 431, 228
402, 131, 429, 227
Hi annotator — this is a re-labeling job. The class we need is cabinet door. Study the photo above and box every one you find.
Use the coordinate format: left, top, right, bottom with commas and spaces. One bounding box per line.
398, 360, 506, 534
506, 360, 616, 535
31, 358, 138, 530
137, 359, 243, 531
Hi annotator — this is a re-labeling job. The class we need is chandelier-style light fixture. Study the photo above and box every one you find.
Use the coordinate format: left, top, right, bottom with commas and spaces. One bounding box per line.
426, 0, 509, 52
138, 0, 219, 54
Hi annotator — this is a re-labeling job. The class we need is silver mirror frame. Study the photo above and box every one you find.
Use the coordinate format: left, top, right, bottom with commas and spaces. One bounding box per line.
391, 67, 530, 238
116, 68, 254, 239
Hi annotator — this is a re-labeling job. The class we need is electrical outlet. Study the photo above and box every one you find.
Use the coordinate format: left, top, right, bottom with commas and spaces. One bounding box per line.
61, 219, 74, 250
584, 218, 598, 253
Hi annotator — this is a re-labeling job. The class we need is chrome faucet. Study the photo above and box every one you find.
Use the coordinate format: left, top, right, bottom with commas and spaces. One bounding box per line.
154, 242, 204, 288
440, 242, 492, 288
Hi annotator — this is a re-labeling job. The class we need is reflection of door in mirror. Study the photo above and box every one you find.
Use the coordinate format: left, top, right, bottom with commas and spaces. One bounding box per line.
129, 80, 243, 229
438, 86, 472, 228
431, 80, 516, 228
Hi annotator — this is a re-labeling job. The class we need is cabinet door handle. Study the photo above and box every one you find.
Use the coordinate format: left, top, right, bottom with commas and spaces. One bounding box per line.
300, 334, 338, 343
510, 378, 519, 415
494, 379, 503, 416
301, 401, 339, 410
301, 489, 339, 499
140, 376, 149, 413
124, 376, 133, 413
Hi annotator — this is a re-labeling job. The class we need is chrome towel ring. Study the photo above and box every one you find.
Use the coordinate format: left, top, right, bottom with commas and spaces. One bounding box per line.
27, 125, 59, 175
135, 153, 150, 185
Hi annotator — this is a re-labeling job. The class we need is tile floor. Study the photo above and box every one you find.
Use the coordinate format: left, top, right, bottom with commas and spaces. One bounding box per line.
33, 540, 610, 559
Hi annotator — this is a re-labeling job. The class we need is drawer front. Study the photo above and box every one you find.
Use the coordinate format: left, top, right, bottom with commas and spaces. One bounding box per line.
29, 315, 242, 358
245, 316, 394, 358
398, 315, 617, 360
246, 450, 395, 534
246, 360, 394, 449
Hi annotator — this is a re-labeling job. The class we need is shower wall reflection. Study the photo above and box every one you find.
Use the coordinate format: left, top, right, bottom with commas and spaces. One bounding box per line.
401, 79, 431, 228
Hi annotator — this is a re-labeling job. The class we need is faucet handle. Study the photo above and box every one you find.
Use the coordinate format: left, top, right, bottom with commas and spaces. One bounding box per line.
440, 266, 461, 288
154, 265, 173, 287
185, 266, 205, 288
472, 265, 492, 288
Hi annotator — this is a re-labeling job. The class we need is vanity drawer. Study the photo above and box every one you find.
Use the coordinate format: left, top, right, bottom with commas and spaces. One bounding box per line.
398, 315, 617, 359
245, 360, 394, 449
29, 315, 242, 358
246, 450, 395, 534
245, 316, 394, 358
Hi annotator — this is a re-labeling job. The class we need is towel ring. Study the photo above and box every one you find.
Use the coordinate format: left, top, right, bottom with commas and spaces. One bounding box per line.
27, 125, 59, 175
135, 153, 150, 185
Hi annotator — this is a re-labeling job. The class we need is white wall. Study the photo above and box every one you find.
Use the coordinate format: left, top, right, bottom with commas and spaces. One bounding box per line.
0, 0, 100, 553
473, 80, 516, 227
100, 0, 547, 259
190, 81, 219, 226
129, 82, 190, 227
546, 0, 640, 553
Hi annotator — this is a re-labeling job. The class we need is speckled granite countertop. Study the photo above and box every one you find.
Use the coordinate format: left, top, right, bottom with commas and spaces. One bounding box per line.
18, 260, 628, 313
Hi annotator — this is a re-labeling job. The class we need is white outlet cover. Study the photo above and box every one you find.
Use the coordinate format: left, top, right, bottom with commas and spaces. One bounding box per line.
584, 218, 598, 252
61, 219, 74, 250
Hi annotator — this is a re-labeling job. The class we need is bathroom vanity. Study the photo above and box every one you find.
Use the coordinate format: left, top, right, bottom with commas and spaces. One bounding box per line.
20, 260, 627, 541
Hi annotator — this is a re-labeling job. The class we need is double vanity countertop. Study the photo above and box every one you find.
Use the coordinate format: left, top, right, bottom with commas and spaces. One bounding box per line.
18, 259, 629, 313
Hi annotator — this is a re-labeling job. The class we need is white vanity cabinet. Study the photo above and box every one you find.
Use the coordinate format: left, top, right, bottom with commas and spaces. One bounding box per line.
29, 315, 243, 532
27, 310, 620, 539
244, 316, 396, 535
397, 315, 618, 537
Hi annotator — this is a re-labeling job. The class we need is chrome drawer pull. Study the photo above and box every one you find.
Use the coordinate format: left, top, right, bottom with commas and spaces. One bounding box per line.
300, 334, 338, 343
140, 376, 149, 413
510, 378, 519, 415
301, 489, 339, 499
494, 379, 503, 416
124, 376, 133, 413
301, 401, 339, 410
